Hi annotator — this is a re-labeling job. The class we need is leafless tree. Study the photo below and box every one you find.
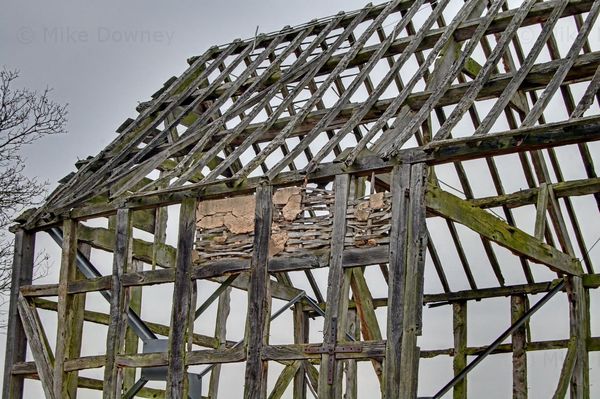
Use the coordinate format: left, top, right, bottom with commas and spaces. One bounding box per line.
0, 68, 68, 304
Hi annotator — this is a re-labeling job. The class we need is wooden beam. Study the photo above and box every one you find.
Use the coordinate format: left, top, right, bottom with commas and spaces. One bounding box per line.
384, 164, 410, 399
553, 338, 577, 399
65, 243, 91, 398
2, 229, 35, 399
350, 268, 383, 382
54, 219, 78, 399
31, 297, 224, 349
208, 286, 231, 399
512, 295, 528, 399
268, 361, 302, 399
123, 259, 143, 391
568, 276, 589, 398
399, 163, 427, 398
469, 177, 600, 211
534, 183, 549, 241
22, 114, 600, 231
426, 185, 582, 276
103, 209, 131, 398
16, 294, 55, 399
293, 306, 309, 399
453, 301, 467, 399
344, 309, 359, 399
166, 197, 197, 398
318, 174, 351, 398
243, 183, 273, 399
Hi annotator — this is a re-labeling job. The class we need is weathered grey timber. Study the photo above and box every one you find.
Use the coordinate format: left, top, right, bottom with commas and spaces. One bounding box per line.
103, 210, 132, 399
166, 198, 197, 398
4, 1, 600, 397
243, 183, 273, 399
2, 230, 34, 399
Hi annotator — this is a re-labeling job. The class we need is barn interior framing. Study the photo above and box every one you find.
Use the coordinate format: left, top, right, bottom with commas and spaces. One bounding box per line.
3, 0, 600, 397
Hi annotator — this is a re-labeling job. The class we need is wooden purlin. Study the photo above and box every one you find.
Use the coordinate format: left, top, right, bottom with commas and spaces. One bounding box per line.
104, 40, 263, 199
53, 44, 235, 208
230, 5, 376, 180
140, 0, 595, 119
168, 16, 344, 186
384, 0, 507, 157
327, 0, 478, 168
435, 7, 531, 287
264, 0, 429, 178
28, 45, 218, 215
175, 28, 319, 185
432, 0, 539, 141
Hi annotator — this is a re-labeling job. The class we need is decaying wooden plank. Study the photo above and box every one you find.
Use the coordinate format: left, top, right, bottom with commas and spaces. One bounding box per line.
123, 259, 143, 391
384, 164, 410, 399
103, 209, 132, 398
568, 276, 589, 398
512, 295, 528, 399
208, 285, 232, 398
243, 183, 273, 399
426, 185, 582, 276
268, 361, 302, 399
54, 219, 78, 399
16, 293, 55, 399
293, 305, 309, 399
318, 174, 351, 398
398, 163, 428, 398
350, 268, 383, 383
65, 243, 91, 398
453, 301, 467, 399
166, 198, 197, 398
552, 338, 577, 399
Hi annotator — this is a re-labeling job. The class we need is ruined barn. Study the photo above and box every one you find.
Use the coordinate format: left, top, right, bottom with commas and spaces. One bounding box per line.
3, 0, 600, 397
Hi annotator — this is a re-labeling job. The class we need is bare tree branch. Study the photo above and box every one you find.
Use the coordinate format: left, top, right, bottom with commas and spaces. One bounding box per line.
0, 67, 67, 318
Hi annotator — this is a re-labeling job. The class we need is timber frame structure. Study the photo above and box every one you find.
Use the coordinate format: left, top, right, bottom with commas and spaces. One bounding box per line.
3, 0, 600, 397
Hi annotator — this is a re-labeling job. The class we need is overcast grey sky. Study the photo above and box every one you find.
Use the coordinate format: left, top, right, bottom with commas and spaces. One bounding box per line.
1, 0, 599, 398
1, 0, 377, 186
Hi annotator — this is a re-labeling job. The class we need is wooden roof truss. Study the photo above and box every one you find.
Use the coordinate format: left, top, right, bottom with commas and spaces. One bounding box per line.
4, 0, 600, 398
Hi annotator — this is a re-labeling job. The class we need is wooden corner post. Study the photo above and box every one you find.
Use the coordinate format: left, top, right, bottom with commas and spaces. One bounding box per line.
243, 182, 273, 399
384, 163, 428, 399
2, 229, 35, 399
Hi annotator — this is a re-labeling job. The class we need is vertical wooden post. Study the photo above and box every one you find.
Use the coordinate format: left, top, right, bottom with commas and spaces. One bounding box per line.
103, 209, 132, 399
384, 164, 411, 399
54, 219, 78, 399
398, 163, 428, 398
65, 243, 91, 398
293, 306, 309, 399
243, 183, 273, 399
318, 174, 350, 399
123, 259, 143, 391
2, 229, 35, 399
166, 198, 197, 399
569, 275, 589, 399
208, 286, 232, 398
384, 163, 427, 398
512, 295, 528, 399
344, 309, 359, 399
453, 301, 467, 399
